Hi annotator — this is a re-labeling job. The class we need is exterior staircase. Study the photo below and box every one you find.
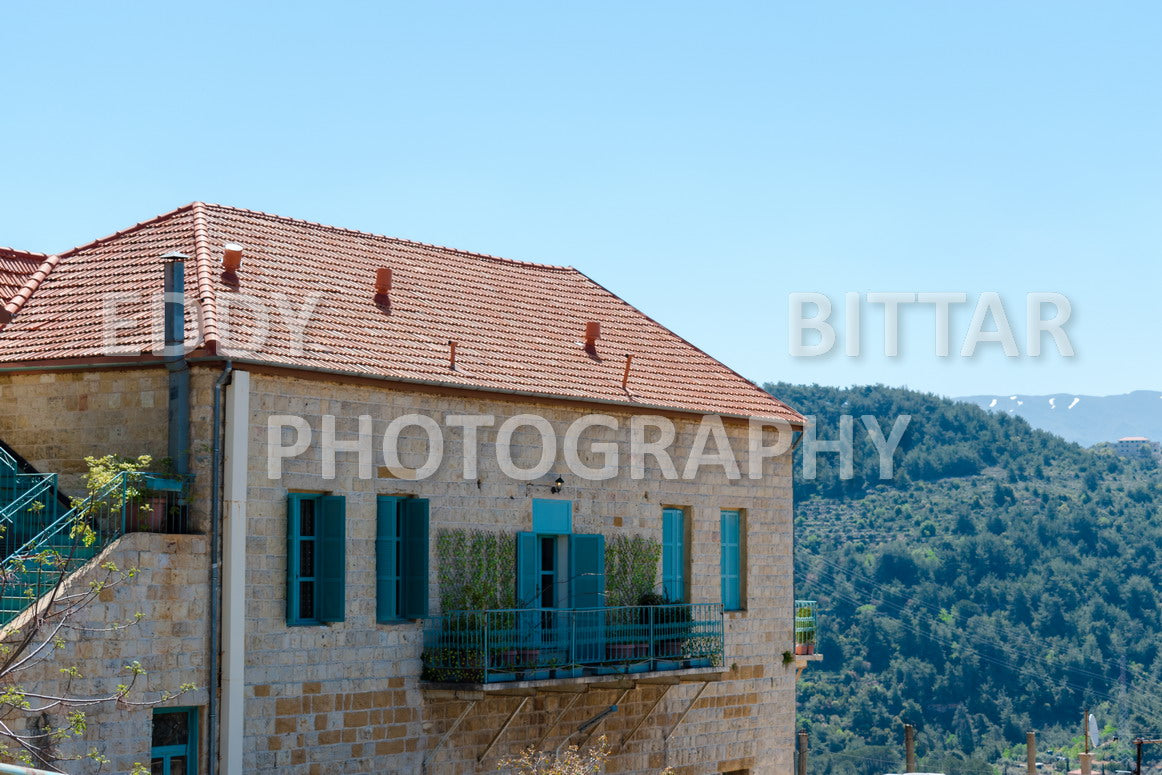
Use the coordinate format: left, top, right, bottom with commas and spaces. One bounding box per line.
0, 444, 186, 626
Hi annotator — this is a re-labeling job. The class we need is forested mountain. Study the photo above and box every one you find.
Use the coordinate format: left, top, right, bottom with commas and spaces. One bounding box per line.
765, 383, 1162, 775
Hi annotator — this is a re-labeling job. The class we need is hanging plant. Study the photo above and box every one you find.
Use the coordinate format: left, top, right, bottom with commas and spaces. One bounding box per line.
604, 534, 661, 608
435, 529, 515, 613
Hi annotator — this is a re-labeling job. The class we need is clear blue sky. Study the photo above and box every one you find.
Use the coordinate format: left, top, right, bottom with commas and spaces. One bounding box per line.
3, 2, 1158, 397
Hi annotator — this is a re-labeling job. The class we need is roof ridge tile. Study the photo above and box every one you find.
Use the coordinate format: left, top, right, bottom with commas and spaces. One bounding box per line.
58, 203, 198, 258
0, 254, 62, 329
202, 202, 577, 272
191, 203, 222, 352
0, 247, 50, 261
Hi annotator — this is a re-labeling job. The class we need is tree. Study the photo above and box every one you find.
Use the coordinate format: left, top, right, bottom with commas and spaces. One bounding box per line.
496, 736, 673, 774
0, 487, 193, 771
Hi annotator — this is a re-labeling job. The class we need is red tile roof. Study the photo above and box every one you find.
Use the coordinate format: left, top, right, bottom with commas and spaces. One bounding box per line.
0, 249, 54, 324
0, 204, 802, 422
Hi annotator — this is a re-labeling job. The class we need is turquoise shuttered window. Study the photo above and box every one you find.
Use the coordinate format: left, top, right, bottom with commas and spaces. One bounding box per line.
662, 508, 686, 602
401, 498, 430, 619
515, 531, 605, 609
720, 509, 742, 611
376, 496, 430, 622
375, 497, 402, 623
569, 533, 605, 608
516, 532, 539, 609
287, 494, 346, 625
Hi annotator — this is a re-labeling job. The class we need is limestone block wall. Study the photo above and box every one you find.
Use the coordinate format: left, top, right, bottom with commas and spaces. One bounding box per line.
0, 369, 170, 495
1, 533, 210, 773
241, 370, 797, 774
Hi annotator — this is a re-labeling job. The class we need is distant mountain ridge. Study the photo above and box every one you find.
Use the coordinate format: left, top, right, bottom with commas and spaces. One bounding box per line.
956, 390, 1162, 447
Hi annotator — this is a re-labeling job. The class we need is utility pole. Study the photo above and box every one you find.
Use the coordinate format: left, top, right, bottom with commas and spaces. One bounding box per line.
905, 723, 916, 773
798, 730, 808, 775
1081, 710, 1093, 775
1132, 737, 1162, 775
1028, 731, 1037, 775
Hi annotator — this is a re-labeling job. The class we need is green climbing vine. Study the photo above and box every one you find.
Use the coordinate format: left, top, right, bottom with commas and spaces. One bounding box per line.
435, 529, 515, 612
604, 534, 661, 608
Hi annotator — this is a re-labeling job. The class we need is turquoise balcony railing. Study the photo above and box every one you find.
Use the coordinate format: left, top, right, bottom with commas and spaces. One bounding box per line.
422, 603, 725, 684
794, 599, 817, 654
0, 471, 189, 625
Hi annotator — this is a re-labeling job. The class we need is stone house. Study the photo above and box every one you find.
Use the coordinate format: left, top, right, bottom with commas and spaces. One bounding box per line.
0, 204, 813, 774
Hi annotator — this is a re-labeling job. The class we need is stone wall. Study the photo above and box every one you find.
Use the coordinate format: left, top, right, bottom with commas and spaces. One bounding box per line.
0, 368, 170, 494
241, 369, 797, 774
0, 363, 799, 774
2, 532, 210, 773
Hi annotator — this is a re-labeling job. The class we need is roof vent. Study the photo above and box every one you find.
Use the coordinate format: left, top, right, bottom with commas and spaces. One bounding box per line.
375, 267, 393, 297
222, 243, 244, 272
584, 321, 601, 351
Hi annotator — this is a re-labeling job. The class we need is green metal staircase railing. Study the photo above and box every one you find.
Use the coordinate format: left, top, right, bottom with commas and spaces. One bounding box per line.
0, 469, 187, 626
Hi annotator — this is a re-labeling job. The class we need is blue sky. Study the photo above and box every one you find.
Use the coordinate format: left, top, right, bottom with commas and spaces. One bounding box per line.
2, 2, 1158, 397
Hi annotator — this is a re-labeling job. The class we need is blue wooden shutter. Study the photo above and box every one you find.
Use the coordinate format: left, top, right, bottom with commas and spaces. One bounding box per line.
662, 508, 685, 602
400, 498, 430, 619
516, 532, 538, 608
532, 499, 572, 534
720, 510, 740, 611
375, 497, 401, 623
286, 494, 305, 624
316, 495, 346, 623
569, 533, 605, 609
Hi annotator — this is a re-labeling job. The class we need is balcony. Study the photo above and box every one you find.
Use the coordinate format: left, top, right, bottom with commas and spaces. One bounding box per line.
421, 603, 724, 685
794, 599, 817, 655
793, 599, 821, 679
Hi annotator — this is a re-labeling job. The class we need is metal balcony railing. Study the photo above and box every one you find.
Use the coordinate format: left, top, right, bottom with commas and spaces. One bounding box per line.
794, 599, 818, 654
0, 471, 191, 626
422, 603, 725, 684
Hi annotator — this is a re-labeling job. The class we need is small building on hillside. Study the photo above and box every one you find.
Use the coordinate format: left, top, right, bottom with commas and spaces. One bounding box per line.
1114, 436, 1159, 458
0, 204, 812, 774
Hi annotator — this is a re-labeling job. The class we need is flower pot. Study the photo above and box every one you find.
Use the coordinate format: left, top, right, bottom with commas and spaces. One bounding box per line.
794, 643, 815, 655
126, 496, 167, 532
607, 642, 648, 661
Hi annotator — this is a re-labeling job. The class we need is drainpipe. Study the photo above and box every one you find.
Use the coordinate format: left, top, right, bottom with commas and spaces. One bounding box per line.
161, 254, 190, 476
220, 371, 249, 774
208, 361, 233, 775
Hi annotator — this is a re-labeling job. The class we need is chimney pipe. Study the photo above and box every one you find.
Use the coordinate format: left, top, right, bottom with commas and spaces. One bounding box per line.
162, 253, 188, 351
222, 243, 243, 272
161, 252, 191, 477
375, 267, 393, 296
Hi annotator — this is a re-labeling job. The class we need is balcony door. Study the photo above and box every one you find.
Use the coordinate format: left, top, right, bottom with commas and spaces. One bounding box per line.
516, 500, 605, 670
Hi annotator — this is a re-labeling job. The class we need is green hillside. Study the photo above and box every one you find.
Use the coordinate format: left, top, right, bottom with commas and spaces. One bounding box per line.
765, 383, 1162, 775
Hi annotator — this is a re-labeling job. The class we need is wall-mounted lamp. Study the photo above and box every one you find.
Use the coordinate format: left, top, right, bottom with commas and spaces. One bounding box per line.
550, 475, 565, 494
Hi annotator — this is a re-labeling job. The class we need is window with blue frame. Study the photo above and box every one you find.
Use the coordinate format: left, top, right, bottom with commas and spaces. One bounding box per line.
287, 494, 346, 626
515, 500, 605, 610
720, 509, 743, 611
151, 707, 197, 775
376, 496, 429, 622
662, 507, 687, 602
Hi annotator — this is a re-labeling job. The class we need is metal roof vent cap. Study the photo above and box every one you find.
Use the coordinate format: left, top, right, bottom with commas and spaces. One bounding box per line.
222, 243, 243, 272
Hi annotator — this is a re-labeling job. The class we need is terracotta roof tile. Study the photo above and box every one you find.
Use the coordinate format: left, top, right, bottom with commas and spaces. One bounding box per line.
0, 249, 47, 305
0, 204, 802, 422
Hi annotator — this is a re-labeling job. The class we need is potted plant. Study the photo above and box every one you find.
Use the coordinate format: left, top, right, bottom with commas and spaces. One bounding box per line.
80, 455, 160, 533
794, 604, 816, 655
